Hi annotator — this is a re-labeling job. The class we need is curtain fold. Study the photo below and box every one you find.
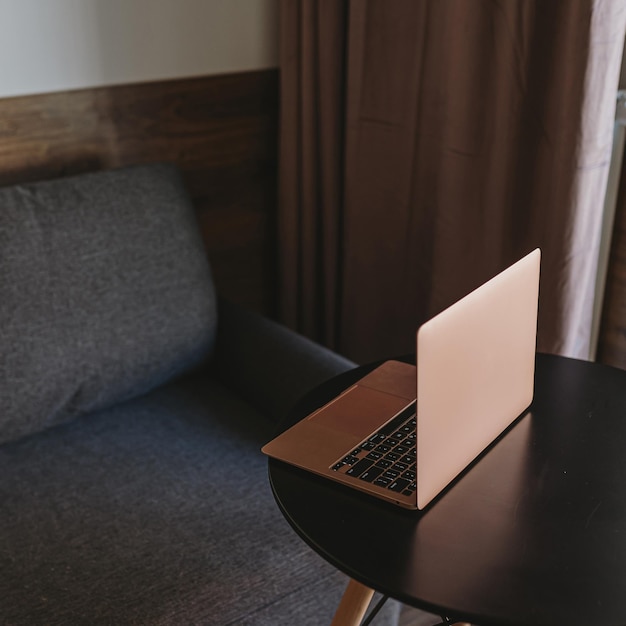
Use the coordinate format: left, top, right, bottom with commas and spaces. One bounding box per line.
279, 0, 626, 364
279, 0, 348, 348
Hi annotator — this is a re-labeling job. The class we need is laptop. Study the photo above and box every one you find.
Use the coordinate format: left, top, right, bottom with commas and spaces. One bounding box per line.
262, 249, 541, 510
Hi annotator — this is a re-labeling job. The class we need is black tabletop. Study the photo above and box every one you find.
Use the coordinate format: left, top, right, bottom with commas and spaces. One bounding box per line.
268, 353, 626, 626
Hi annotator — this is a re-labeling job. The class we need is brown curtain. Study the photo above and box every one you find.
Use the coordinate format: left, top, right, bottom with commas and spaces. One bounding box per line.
279, 0, 626, 364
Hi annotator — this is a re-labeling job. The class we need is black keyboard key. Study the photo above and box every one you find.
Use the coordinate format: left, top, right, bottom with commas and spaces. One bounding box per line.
346, 458, 374, 477
375, 458, 393, 469
382, 469, 400, 479
331, 407, 418, 481
359, 466, 384, 482
403, 470, 416, 481
389, 478, 410, 493
393, 462, 408, 472
400, 455, 414, 465
403, 489, 414, 496
374, 476, 392, 487
368, 433, 387, 444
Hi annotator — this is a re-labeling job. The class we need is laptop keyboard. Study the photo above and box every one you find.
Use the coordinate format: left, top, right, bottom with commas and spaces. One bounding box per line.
330, 404, 417, 497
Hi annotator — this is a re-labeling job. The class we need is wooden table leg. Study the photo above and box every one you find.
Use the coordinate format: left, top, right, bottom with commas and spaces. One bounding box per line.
330, 578, 375, 626
330, 578, 473, 626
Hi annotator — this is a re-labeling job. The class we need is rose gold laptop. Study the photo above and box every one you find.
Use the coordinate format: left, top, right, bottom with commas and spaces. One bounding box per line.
262, 249, 541, 510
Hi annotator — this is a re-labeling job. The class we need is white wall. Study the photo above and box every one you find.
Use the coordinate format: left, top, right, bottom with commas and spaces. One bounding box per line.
0, 0, 278, 98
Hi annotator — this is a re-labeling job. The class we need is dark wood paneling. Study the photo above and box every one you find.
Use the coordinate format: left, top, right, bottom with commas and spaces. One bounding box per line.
0, 70, 279, 314
598, 151, 626, 368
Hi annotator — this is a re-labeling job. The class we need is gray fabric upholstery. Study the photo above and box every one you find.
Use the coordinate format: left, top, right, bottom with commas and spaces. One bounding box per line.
0, 163, 400, 625
0, 371, 400, 625
0, 164, 217, 444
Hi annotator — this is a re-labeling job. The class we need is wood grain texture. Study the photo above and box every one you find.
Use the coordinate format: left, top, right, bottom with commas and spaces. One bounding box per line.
598, 149, 626, 368
330, 579, 375, 626
0, 69, 279, 314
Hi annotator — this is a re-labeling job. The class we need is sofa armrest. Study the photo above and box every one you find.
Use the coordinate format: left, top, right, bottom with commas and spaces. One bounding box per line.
212, 299, 356, 424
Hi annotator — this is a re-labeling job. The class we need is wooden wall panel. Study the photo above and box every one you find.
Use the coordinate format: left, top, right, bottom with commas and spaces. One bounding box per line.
0, 69, 279, 314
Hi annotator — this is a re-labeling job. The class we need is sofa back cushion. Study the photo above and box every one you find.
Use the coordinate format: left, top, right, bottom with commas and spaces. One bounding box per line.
0, 163, 217, 444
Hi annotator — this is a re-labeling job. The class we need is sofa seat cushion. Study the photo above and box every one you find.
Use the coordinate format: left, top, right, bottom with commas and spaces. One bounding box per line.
0, 164, 217, 445
0, 370, 399, 625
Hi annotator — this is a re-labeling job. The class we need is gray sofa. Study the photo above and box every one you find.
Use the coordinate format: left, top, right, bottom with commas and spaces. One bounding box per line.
0, 164, 400, 625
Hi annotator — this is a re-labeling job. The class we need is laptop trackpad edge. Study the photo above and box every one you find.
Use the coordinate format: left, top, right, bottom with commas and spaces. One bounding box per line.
307, 385, 411, 439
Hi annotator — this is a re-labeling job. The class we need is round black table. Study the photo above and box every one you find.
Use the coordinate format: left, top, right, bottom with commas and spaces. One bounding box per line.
268, 354, 626, 626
